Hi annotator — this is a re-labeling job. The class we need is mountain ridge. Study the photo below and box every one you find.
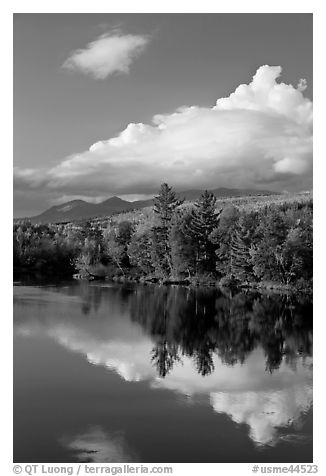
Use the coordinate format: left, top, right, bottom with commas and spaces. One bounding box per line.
16, 187, 278, 224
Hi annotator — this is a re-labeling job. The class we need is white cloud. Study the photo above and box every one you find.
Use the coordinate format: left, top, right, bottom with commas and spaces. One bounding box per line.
215, 65, 312, 128
14, 65, 313, 208
297, 78, 308, 93
62, 31, 149, 79
50, 194, 109, 206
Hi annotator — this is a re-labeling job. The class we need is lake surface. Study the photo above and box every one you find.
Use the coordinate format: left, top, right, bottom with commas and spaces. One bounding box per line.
13, 281, 313, 463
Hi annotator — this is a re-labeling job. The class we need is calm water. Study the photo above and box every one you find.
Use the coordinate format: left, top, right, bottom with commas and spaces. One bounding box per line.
13, 281, 313, 463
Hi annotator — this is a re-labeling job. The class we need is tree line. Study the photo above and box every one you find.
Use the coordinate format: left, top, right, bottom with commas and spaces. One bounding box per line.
13, 183, 312, 292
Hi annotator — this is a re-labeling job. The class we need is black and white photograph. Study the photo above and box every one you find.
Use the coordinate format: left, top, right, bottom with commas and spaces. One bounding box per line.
11, 7, 316, 473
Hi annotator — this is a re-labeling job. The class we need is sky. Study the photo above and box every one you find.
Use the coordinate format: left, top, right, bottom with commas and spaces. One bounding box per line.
13, 13, 313, 217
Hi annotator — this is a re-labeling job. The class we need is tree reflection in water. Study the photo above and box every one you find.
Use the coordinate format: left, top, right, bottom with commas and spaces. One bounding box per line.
127, 286, 312, 378
37, 281, 312, 379
14, 282, 313, 450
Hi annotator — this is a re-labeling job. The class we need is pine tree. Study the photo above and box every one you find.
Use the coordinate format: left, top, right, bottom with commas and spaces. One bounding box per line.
211, 205, 240, 277
186, 191, 222, 275
230, 221, 253, 283
152, 183, 183, 277
169, 210, 197, 278
153, 183, 183, 225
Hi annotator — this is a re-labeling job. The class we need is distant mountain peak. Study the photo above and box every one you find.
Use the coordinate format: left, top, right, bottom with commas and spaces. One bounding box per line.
20, 187, 277, 224
103, 196, 128, 204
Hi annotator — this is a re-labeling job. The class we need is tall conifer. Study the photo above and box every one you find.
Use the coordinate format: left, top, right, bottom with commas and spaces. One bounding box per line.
230, 221, 253, 282
186, 191, 222, 275
152, 183, 183, 277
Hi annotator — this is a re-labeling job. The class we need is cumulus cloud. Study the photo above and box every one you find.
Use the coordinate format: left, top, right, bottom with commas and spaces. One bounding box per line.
215, 65, 312, 127
62, 30, 149, 79
14, 65, 313, 212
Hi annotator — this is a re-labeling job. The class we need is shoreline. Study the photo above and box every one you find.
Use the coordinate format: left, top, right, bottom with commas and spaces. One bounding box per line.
72, 272, 313, 297
13, 268, 312, 297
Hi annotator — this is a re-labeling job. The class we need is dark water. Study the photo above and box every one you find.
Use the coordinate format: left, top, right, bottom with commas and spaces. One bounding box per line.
13, 281, 313, 463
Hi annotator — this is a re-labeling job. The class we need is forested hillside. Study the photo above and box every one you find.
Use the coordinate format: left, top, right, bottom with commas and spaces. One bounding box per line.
13, 184, 312, 293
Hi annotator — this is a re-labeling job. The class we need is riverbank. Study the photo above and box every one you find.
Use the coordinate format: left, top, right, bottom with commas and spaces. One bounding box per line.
71, 271, 312, 297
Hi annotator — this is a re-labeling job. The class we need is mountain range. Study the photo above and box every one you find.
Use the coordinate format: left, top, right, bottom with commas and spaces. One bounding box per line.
18, 187, 277, 224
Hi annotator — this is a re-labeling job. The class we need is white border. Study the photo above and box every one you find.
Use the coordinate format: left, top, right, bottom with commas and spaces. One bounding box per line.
4, 2, 324, 474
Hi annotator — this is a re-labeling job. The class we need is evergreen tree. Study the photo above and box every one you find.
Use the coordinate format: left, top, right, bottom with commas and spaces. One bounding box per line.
230, 218, 254, 283
153, 183, 183, 224
186, 191, 222, 275
210, 205, 240, 277
169, 210, 197, 278
152, 183, 183, 277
